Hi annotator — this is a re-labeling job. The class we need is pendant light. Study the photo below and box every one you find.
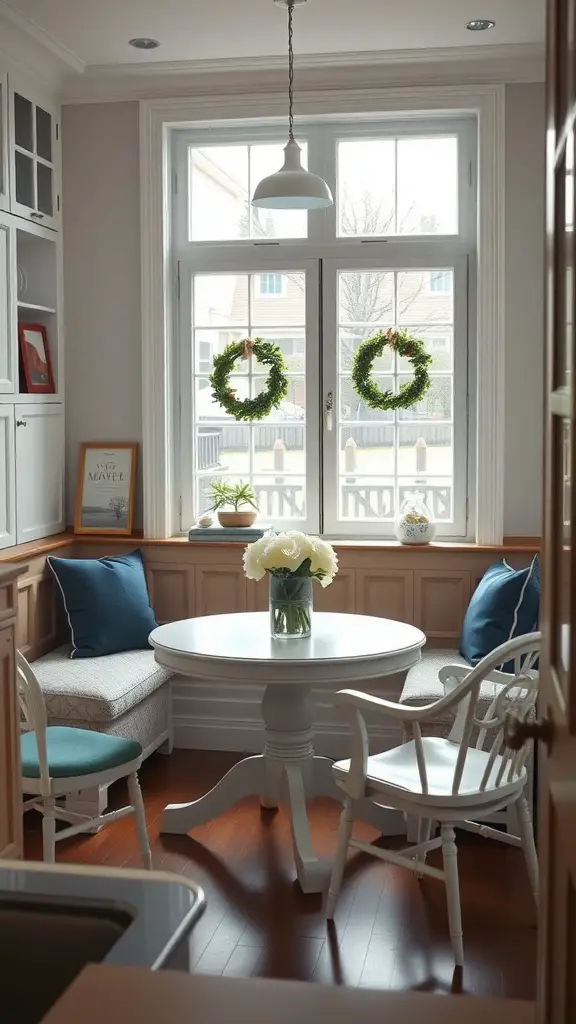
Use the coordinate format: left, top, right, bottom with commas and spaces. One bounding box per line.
252, 0, 333, 210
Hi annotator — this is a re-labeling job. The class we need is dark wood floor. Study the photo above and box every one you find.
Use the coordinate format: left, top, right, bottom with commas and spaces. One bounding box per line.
23, 750, 537, 999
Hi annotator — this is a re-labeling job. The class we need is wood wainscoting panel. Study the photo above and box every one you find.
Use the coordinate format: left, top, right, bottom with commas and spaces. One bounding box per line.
414, 570, 472, 642
356, 570, 413, 622
0, 581, 16, 622
147, 565, 194, 624
314, 569, 355, 612
246, 576, 268, 612
195, 565, 247, 617
17, 580, 33, 654
17, 562, 63, 659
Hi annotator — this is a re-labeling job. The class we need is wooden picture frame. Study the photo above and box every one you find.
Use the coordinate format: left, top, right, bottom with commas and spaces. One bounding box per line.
18, 322, 55, 394
74, 443, 138, 536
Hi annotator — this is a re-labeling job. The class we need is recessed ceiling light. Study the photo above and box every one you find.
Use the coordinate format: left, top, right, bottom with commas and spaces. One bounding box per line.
465, 18, 495, 31
128, 37, 160, 49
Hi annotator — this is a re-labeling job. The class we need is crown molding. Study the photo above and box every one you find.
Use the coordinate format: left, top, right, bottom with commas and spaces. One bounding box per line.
90, 41, 545, 77
0, 11, 74, 93
0, 1, 85, 74
63, 42, 544, 104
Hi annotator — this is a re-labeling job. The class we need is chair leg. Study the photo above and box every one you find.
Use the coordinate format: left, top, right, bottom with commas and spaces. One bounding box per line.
415, 817, 432, 877
441, 824, 464, 967
326, 798, 354, 920
42, 798, 56, 864
128, 772, 152, 870
517, 793, 538, 903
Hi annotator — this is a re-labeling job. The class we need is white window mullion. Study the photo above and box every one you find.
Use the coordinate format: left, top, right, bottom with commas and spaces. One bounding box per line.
178, 265, 194, 533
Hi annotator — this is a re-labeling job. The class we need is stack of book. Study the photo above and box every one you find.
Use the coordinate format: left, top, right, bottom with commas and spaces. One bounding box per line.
188, 523, 272, 542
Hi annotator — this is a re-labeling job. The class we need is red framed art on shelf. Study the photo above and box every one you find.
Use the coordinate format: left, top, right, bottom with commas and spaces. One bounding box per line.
18, 322, 55, 394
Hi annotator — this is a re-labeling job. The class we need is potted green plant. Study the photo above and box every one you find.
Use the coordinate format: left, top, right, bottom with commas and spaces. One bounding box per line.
206, 481, 259, 528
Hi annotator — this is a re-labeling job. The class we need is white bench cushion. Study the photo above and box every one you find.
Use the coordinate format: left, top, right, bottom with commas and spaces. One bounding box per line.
400, 649, 468, 707
32, 646, 172, 724
400, 648, 505, 738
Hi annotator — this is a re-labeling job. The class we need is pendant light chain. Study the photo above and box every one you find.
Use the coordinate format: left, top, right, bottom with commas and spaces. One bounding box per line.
287, 0, 295, 141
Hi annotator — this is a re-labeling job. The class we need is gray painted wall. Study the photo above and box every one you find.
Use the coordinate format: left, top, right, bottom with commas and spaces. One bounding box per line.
62, 85, 546, 535
63, 101, 143, 526
504, 83, 545, 537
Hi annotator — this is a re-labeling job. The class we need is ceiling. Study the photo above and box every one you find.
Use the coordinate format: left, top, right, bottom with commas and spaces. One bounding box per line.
1, 0, 545, 69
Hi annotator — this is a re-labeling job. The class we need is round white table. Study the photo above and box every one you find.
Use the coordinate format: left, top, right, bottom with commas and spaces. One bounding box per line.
150, 611, 425, 893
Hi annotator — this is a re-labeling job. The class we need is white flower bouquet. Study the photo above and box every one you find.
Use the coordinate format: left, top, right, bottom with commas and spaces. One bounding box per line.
243, 531, 338, 638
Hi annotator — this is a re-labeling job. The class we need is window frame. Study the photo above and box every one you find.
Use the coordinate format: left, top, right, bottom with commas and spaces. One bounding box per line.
177, 253, 321, 535
170, 112, 478, 540
172, 116, 476, 251
320, 252, 470, 538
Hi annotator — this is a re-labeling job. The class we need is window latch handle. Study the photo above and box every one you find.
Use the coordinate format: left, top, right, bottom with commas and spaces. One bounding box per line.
325, 391, 334, 432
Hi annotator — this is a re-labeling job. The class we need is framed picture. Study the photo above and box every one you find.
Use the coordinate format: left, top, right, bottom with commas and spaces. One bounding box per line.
18, 323, 55, 394
74, 443, 138, 535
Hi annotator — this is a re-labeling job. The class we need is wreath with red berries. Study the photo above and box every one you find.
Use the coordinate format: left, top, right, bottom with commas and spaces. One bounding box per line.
351, 328, 432, 411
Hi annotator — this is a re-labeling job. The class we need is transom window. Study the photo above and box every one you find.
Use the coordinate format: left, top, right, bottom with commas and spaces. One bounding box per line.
173, 117, 476, 538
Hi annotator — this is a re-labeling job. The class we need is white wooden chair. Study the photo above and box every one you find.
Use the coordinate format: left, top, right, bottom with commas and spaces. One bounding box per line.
17, 651, 152, 868
326, 632, 541, 968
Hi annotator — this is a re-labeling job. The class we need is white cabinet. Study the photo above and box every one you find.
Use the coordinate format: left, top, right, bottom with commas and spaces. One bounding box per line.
0, 215, 17, 393
15, 403, 64, 544
8, 76, 60, 232
0, 408, 15, 549
0, 71, 8, 212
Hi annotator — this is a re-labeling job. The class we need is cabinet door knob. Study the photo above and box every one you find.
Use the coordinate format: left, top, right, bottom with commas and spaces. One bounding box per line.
30, 212, 44, 220
505, 713, 553, 751
16, 420, 27, 427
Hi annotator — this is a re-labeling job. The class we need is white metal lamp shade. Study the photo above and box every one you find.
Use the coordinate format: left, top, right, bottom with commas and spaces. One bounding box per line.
252, 140, 333, 210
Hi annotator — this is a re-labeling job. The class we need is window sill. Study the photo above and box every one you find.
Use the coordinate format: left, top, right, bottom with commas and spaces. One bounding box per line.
0, 532, 539, 564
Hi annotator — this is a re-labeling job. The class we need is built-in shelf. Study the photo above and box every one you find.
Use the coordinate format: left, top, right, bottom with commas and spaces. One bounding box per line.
17, 300, 56, 314
0, 393, 60, 405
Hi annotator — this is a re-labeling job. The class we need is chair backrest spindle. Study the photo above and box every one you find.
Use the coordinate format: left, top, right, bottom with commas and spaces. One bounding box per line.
16, 651, 51, 795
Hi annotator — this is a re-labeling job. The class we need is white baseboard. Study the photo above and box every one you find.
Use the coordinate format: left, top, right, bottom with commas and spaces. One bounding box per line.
171, 673, 404, 758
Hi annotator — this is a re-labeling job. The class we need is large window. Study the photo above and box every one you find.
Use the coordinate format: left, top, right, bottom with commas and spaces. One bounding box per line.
173, 118, 476, 538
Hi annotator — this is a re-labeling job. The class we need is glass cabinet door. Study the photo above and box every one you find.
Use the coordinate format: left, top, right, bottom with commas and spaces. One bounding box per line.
10, 87, 58, 228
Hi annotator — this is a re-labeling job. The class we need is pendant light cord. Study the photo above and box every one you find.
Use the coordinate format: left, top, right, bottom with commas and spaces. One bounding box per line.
287, 0, 295, 141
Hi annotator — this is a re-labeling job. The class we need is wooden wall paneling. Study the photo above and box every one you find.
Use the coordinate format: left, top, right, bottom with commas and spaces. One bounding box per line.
147, 564, 194, 624
314, 568, 356, 612
34, 575, 59, 654
194, 565, 247, 616
414, 570, 472, 642
356, 569, 413, 622
246, 576, 268, 612
0, 580, 16, 622
17, 569, 62, 658
17, 581, 32, 654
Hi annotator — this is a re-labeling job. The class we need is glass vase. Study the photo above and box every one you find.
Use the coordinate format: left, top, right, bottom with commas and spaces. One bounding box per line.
269, 574, 313, 639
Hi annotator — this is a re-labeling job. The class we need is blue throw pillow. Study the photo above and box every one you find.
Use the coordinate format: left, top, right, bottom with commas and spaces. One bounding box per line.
47, 550, 157, 659
459, 556, 540, 670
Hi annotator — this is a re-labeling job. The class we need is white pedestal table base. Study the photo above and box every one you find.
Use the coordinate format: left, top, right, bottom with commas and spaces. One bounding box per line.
160, 680, 402, 893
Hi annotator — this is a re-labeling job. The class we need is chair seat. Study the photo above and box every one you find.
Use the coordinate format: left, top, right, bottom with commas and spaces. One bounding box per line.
21, 726, 142, 779
333, 736, 526, 808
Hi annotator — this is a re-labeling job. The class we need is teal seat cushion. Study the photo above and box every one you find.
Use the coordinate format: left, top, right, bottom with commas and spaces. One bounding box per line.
21, 727, 142, 778
47, 549, 157, 659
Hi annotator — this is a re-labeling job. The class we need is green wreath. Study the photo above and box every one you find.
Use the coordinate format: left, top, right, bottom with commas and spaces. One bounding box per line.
209, 338, 289, 422
351, 328, 432, 411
